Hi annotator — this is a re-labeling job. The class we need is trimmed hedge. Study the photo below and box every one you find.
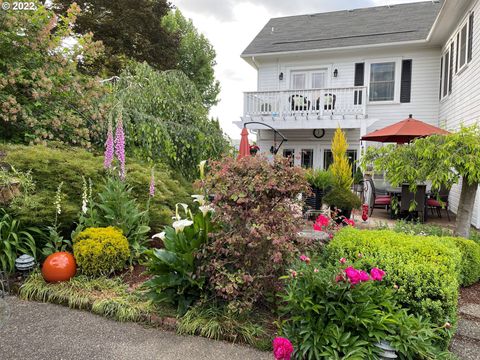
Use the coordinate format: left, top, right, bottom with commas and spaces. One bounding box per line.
446, 237, 480, 286
0, 144, 191, 234
327, 228, 461, 325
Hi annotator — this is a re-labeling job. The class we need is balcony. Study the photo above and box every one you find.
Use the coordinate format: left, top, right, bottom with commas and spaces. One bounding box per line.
242, 86, 367, 129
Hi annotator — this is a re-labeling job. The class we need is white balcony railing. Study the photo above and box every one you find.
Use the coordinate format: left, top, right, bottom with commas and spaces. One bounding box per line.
243, 86, 367, 119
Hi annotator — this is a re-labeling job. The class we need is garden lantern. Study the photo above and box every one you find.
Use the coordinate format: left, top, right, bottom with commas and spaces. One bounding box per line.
375, 340, 397, 359
15, 254, 36, 275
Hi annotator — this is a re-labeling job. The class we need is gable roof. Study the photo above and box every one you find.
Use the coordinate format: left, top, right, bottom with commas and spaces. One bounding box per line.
242, 1, 443, 57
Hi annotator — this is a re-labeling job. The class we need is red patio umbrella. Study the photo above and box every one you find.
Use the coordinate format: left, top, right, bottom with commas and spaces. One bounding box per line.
237, 127, 251, 160
361, 115, 450, 144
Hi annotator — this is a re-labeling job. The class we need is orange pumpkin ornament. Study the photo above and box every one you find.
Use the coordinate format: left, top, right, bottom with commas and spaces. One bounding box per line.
42, 252, 77, 283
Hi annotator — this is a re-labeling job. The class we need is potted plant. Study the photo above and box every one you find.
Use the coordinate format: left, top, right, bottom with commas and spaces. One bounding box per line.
352, 167, 364, 192
304, 169, 334, 210
323, 186, 362, 221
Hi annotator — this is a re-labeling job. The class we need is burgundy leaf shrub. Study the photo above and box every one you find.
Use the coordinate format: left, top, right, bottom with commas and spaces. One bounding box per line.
198, 156, 309, 311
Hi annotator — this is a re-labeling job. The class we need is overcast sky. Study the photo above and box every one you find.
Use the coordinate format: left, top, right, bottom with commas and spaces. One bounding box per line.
169, 0, 423, 139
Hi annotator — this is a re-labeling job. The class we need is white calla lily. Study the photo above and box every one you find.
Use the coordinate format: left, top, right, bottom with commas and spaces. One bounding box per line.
191, 194, 206, 206
152, 232, 166, 240
172, 219, 194, 233
199, 160, 207, 180
199, 205, 214, 217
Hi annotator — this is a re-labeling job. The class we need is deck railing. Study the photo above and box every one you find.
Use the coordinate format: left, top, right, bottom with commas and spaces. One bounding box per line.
243, 86, 367, 118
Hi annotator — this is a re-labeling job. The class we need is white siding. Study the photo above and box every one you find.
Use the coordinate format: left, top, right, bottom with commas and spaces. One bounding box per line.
439, 0, 480, 228
255, 46, 441, 130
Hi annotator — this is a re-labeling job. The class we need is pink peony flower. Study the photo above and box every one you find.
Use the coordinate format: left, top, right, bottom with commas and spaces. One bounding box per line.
290, 270, 297, 278
339, 257, 347, 264
335, 273, 345, 283
299, 255, 310, 264
345, 266, 361, 285
273, 337, 294, 360
314, 268, 319, 273
313, 222, 322, 232
370, 267, 386, 281
316, 214, 330, 227
343, 218, 355, 226
358, 270, 370, 282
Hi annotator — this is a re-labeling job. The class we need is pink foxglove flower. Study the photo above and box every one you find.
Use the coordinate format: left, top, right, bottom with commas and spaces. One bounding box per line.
370, 267, 386, 281
273, 337, 294, 360
104, 121, 114, 169
114, 117, 126, 180
149, 168, 155, 197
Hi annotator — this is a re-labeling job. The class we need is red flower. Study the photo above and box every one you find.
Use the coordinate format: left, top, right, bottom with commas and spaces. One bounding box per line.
335, 273, 345, 283
343, 218, 355, 227
273, 337, 294, 360
370, 267, 386, 281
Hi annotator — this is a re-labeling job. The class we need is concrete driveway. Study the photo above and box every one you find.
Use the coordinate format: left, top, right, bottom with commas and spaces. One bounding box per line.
0, 297, 271, 360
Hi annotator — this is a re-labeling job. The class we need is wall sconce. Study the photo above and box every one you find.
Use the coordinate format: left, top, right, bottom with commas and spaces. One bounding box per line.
279, 72, 284, 81
333, 69, 338, 78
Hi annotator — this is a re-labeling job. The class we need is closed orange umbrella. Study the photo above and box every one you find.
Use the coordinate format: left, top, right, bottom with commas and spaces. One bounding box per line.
361, 115, 450, 144
237, 127, 251, 160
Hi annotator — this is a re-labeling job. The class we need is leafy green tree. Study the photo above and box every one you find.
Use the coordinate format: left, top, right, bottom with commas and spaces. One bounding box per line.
361, 126, 480, 238
162, 9, 220, 108
0, 3, 108, 147
113, 62, 228, 179
52, 0, 179, 75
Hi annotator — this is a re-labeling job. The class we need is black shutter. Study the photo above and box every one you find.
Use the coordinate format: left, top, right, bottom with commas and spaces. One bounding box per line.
468, 12, 474, 62
354, 63, 364, 86
439, 57, 443, 100
449, 43, 454, 94
456, 33, 460, 73
400, 59, 412, 103
354, 63, 364, 105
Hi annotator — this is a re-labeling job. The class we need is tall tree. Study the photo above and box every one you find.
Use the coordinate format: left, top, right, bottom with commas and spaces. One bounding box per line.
52, 0, 179, 75
361, 126, 480, 238
162, 9, 220, 108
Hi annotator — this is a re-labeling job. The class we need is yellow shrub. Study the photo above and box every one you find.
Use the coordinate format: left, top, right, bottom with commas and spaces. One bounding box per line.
73, 227, 130, 277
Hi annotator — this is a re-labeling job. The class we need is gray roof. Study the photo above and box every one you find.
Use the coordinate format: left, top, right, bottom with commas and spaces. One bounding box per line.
242, 1, 443, 56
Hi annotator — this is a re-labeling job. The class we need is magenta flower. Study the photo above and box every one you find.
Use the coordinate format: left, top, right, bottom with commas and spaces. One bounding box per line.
273, 337, 294, 360
370, 267, 386, 281
358, 270, 370, 282
149, 168, 155, 197
313, 214, 330, 231
114, 117, 126, 180
104, 121, 114, 169
345, 266, 361, 285
339, 257, 347, 264
299, 255, 310, 264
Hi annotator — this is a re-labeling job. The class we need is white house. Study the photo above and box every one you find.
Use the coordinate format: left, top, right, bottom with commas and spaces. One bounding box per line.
237, 0, 480, 228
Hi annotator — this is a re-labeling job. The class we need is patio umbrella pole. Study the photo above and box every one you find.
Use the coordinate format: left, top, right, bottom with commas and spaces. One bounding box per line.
242, 121, 288, 155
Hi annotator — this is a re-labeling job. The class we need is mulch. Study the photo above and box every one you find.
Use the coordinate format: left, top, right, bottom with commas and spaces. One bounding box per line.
460, 282, 480, 306
120, 264, 150, 290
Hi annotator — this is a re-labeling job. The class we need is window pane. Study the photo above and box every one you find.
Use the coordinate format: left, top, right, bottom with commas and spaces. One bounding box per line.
324, 150, 357, 175
312, 73, 325, 88
460, 24, 467, 67
283, 149, 295, 166
301, 149, 314, 168
369, 62, 395, 101
443, 52, 449, 97
291, 74, 305, 89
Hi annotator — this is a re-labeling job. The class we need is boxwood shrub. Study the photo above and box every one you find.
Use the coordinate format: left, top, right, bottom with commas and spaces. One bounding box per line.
327, 228, 462, 326
445, 236, 480, 286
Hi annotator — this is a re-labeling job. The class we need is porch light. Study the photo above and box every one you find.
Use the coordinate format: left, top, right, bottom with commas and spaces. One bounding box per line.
333, 69, 338, 78
279, 72, 284, 81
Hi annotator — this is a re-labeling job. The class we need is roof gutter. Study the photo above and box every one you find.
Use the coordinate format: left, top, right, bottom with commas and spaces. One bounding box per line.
426, 0, 448, 42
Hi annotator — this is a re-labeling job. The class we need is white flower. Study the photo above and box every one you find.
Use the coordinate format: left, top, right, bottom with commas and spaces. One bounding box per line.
199, 160, 207, 180
82, 200, 88, 214
152, 232, 166, 240
191, 194, 206, 206
172, 219, 194, 233
179, 203, 189, 215
199, 205, 214, 217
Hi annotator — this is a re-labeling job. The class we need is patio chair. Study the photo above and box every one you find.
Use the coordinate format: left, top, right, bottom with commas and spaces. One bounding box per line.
289, 94, 311, 111
427, 186, 451, 221
366, 178, 392, 216
315, 93, 337, 112
400, 184, 427, 222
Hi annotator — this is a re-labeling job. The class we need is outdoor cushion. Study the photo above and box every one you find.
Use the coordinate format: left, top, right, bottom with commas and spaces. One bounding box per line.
374, 197, 391, 205
427, 199, 443, 207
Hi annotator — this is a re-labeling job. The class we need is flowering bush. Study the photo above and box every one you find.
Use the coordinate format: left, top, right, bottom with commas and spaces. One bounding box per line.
277, 258, 453, 359
198, 156, 310, 311
312, 213, 354, 240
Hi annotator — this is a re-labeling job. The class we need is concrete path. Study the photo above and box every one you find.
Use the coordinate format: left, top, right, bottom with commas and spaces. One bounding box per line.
0, 297, 271, 360
450, 289, 480, 360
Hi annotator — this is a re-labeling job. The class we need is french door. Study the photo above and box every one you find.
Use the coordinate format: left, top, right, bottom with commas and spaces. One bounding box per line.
290, 70, 328, 89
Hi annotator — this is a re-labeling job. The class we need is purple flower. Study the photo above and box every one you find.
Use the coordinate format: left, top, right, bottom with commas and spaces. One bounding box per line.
114, 117, 126, 180
149, 168, 155, 197
104, 121, 114, 169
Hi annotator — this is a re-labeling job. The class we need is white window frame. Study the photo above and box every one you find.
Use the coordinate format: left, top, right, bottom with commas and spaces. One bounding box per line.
365, 58, 402, 104
440, 48, 451, 100
456, 13, 473, 73
286, 64, 332, 90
